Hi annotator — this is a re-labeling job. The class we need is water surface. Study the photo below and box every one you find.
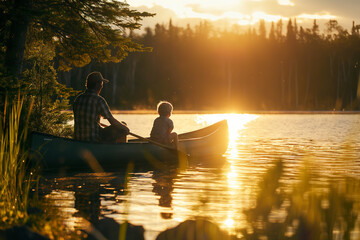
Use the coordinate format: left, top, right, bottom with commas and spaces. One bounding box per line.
40, 113, 360, 239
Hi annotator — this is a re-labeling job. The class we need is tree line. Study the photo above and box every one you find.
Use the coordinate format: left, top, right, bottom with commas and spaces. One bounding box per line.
60, 19, 360, 111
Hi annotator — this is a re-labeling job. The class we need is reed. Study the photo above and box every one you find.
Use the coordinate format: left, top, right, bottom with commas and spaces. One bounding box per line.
0, 96, 37, 227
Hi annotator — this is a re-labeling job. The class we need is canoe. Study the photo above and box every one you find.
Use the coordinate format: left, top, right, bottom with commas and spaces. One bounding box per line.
30, 120, 229, 171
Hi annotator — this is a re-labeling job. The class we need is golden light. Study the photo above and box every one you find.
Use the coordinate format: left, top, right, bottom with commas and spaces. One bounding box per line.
45, 190, 84, 230
278, 0, 295, 6
128, 0, 240, 11
297, 13, 336, 20
196, 114, 258, 152
251, 11, 285, 24
129, 0, 345, 30
196, 114, 259, 234
224, 216, 235, 228
227, 164, 240, 192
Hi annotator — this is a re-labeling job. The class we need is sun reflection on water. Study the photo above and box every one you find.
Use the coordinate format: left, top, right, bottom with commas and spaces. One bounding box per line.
227, 165, 239, 193
45, 190, 84, 230
195, 114, 259, 234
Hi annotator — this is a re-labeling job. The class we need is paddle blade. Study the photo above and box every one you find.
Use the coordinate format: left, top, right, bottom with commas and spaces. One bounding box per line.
357, 73, 360, 99
177, 151, 188, 170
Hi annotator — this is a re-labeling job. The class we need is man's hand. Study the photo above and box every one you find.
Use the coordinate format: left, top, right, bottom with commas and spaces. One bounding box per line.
108, 116, 130, 134
121, 123, 130, 135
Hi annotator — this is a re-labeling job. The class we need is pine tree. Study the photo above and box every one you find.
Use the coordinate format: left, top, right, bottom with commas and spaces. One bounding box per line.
1, 0, 154, 76
286, 19, 296, 43
258, 19, 266, 39
269, 22, 276, 41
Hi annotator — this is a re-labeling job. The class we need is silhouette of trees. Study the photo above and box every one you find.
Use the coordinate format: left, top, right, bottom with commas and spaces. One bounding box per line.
60, 19, 360, 111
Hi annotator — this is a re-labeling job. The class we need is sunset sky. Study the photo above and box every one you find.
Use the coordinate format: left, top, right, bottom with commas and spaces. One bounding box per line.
128, 0, 360, 32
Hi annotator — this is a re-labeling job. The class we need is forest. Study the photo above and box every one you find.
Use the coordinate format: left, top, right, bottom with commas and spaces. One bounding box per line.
59, 19, 360, 111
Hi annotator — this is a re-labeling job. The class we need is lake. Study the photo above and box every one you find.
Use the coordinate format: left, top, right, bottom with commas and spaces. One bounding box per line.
39, 113, 360, 239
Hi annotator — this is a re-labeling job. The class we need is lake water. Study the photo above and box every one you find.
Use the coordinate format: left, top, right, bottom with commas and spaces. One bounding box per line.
40, 113, 360, 239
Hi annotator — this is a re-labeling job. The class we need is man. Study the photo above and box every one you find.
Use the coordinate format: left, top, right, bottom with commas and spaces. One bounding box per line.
73, 71, 129, 143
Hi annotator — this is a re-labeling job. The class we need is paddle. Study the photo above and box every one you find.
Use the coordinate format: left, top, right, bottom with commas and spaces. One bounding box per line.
129, 132, 189, 158
129, 132, 175, 151
100, 122, 189, 159
129, 132, 189, 169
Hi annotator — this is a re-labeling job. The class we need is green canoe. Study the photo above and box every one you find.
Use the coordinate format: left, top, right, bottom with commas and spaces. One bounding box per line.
30, 120, 229, 171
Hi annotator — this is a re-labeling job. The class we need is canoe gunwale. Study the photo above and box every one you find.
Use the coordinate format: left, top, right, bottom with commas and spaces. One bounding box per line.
31, 119, 228, 145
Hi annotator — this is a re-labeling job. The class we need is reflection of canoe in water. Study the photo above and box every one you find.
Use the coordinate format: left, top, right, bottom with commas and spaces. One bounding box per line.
30, 120, 229, 170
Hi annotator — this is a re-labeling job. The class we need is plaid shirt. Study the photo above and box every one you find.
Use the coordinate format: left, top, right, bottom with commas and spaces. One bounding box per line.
73, 89, 112, 142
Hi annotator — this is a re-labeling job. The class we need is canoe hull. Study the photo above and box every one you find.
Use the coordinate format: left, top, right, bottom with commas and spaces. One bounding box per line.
30, 120, 229, 171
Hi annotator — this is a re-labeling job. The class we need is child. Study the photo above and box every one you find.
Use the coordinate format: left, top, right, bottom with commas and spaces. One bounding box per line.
150, 101, 178, 149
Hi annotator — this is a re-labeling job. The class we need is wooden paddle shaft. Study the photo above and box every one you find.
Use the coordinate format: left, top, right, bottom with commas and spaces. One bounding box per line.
100, 122, 183, 154
129, 132, 176, 151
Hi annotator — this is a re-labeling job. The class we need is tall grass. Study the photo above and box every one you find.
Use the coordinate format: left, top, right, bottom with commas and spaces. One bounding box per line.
0, 96, 36, 227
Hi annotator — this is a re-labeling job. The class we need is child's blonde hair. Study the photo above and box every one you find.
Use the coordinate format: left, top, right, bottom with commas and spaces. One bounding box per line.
157, 101, 173, 117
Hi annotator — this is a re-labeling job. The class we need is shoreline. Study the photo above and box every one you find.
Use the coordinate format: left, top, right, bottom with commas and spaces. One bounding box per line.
63, 110, 360, 114
111, 110, 360, 114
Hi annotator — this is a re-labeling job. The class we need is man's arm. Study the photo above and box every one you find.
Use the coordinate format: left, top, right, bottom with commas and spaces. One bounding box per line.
98, 96, 130, 134
108, 115, 130, 134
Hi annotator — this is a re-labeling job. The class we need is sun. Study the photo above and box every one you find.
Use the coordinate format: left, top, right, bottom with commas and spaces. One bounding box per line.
195, 114, 258, 150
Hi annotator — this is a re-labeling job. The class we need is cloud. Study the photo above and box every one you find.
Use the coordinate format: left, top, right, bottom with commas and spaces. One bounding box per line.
185, 4, 227, 16
278, 0, 295, 6
131, 4, 177, 26
129, 0, 360, 32
294, 0, 360, 21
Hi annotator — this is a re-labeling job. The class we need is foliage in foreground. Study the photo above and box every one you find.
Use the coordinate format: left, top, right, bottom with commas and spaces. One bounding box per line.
0, 97, 84, 239
240, 160, 359, 240
0, 97, 36, 227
